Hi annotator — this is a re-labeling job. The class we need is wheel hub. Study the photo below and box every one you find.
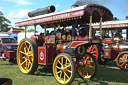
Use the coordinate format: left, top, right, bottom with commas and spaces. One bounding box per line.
124, 59, 127, 63
85, 64, 89, 68
60, 66, 68, 72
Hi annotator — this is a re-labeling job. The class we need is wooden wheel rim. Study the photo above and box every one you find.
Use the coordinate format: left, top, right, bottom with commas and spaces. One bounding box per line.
53, 55, 73, 84
17, 40, 33, 73
77, 53, 96, 79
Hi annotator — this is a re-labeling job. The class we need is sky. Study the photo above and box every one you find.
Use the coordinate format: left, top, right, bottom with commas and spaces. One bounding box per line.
0, 0, 128, 32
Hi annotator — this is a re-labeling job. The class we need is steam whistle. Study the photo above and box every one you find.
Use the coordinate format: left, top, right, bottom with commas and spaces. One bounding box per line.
28, 5, 56, 17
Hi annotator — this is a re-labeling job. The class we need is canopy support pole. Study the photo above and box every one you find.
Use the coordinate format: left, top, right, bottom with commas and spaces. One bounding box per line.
44, 26, 46, 36
100, 17, 102, 39
25, 26, 27, 38
34, 25, 36, 36
89, 16, 92, 39
72, 20, 78, 40
54, 25, 56, 33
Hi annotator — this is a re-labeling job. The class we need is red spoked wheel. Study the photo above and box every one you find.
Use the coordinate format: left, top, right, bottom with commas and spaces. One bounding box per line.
86, 45, 100, 60
117, 51, 128, 71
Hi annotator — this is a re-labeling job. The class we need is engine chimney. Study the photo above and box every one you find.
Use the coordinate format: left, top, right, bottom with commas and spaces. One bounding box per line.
126, 16, 128, 20
28, 5, 55, 17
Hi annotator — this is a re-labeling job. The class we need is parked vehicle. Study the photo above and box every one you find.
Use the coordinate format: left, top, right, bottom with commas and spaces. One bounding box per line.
0, 37, 18, 63
15, 4, 113, 84
87, 20, 128, 71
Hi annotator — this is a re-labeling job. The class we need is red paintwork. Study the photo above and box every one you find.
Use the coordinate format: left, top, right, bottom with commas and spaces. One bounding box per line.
104, 49, 116, 59
4, 51, 16, 59
30, 35, 44, 46
104, 49, 112, 58
75, 36, 89, 40
68, 41, 89, 48
38, 45, 54, 65
38, 47, 46, 65
30, 36, 38, 42
47, 45, 54, 64
45, 35, 55, 44
59, 43, 67, 53
104, 38, 113, 45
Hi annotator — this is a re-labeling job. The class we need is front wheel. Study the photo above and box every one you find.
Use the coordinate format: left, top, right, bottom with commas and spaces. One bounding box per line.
77, 52, 98, 80
53, 53, 76, 85
17, 38, 38, 74
117, 51, 128, 71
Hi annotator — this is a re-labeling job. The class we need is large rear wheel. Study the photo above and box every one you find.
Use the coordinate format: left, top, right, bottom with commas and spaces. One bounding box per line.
77, 52, 98, 79
117, 52, 128, 71
17, 38, 38, 74
53, 53, 76, 85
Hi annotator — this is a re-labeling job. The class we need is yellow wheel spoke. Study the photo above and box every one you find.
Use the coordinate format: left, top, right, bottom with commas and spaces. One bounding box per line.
67, 70, 72, 73
20, 51, 26, 55
31, 57, 33, 62
57, 71, 62, 74
28, 60, 32, 65
65, 64, 71, 69
28, 45, 31, 51
65, 59, 67, 66
59, 71, 62, 79
21, 59, 27, 66
28, 53, 33, 57
61, 57, 63, 65
58, 60, 63, 66
22, 56, 26, 59
64, 72, 65, 82
64, 72, 70, 79
25, 42, 29, 51
56, 66, 61, 69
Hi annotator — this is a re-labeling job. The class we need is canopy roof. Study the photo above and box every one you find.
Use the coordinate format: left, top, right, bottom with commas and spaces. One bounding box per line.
93, 19, 128, 29
15, 4, 113, 28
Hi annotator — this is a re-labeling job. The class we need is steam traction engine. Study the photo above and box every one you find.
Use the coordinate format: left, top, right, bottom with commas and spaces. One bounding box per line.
15, 4, 113, 84
91, 22, 128, 71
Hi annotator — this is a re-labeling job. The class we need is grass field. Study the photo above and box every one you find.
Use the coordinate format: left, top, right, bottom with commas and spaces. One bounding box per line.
0, 59, 128, 85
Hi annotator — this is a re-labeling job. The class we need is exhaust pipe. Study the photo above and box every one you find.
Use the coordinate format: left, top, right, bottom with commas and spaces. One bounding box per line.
28, 5, 55, 17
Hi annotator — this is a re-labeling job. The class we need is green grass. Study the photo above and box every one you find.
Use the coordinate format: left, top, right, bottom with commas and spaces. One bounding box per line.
0, 59, 128, 85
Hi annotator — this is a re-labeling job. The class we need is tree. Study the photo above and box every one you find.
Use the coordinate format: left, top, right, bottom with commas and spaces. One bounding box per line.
0, 11, 11, 32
